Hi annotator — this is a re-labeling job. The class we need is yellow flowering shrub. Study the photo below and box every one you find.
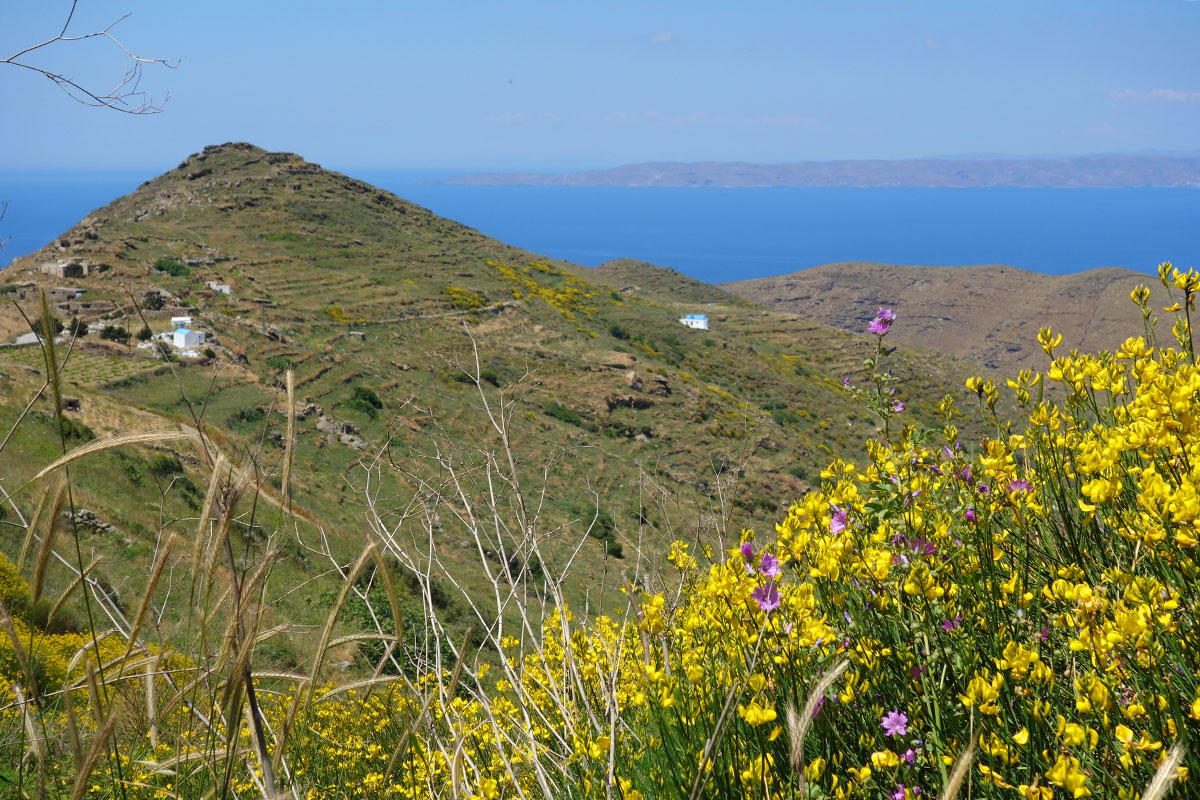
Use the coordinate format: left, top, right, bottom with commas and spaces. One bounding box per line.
7, 266, 1200, 799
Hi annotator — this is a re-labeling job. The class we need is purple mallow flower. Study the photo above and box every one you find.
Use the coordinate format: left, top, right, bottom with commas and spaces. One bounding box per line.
740, 542, 754, 561
760, 551, 782, 579
910, 538, 936, 556
752, 583, 781, 613
829, 505, 847, 534
892, 400, 905, 413
940, 615, 964, 632
869, 307, 897, 335
881, 709, 908, 737
964, 508, 976, 523
1008, 478, 1033, 493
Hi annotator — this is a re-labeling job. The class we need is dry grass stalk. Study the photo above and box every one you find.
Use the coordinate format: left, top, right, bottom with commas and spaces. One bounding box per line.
16, 479, 58, 570
146, 650, 161, 751
32, 426, 201, 483
271, 678, 308, 781
39, 289, 63, 418
1141, 742, 1187, 800
370, 544, 404, 668
191, 453, 228, 575
118, 531, 177, 666
84, 660, 104, 728
0, 598, 35, 696
307, 543, 379, 704
787, 657, 850, 789
282, 368, 295, 509
30, 477, 69, 603
938, 742, 976, 800
13, 683, 45, 765
48, 552, 103, 624
68, 693, 120, 800
64, 678, 84, 772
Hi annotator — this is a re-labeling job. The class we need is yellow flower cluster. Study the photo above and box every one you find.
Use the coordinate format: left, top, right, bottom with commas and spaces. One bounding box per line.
6, 292, 1200, 799
488, 259, 616, 324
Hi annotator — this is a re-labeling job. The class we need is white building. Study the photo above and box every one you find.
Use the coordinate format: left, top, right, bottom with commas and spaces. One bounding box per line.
678, 313, 710, 330
205, 281, 233, 295
173, 327, 205, 349
171, 316, 193, 328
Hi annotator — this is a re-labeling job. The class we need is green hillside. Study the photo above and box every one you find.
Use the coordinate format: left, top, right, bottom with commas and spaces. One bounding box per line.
0, 142, 1004, 667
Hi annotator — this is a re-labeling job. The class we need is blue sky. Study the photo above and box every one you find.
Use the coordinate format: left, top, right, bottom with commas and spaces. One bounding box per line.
3, 1, 1200, 173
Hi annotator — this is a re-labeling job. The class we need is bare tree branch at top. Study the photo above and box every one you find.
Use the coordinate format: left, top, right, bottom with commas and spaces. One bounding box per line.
1, 0, 177, 114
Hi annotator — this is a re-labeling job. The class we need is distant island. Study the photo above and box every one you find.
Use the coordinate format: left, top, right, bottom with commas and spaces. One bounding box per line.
441, 155, 1200, 188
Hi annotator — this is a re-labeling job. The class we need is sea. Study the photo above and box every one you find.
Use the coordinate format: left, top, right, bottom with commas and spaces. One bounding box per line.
3, 169, 1199, 282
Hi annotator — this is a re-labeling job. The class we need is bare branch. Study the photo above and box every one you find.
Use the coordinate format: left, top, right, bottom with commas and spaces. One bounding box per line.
2, 1, 177, 114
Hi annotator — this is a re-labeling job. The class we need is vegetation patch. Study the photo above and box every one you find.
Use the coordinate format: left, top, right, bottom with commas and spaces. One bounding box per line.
153, 257, 189, 277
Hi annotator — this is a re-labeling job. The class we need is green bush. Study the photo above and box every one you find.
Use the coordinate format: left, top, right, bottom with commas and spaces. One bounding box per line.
99, 324, 128, 343
31, 314, 64, 336
146, 453, 184, 477
263, 355, 292, 372
578, 507, 623, 558
544, 401, 584, 427
608, 323, 630, 340
346, 385, 383, 418
117, 452, 144, 486
142, 291, 165, 311
227, 406, 266, 429
153, 258, 189, 277
60, 417, 95, 442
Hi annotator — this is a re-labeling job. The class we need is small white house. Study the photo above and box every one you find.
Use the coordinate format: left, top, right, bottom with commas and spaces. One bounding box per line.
205, 281, 233, 295
173, 327, 205, 349
170, 316, 193, 329
678, 313, 710, 331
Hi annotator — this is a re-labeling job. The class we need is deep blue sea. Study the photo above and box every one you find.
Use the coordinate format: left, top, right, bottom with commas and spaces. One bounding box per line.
3, 169, 1198, 282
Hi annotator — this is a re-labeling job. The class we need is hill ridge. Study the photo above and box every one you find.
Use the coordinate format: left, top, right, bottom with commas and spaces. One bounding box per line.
723, 260, 1171, 373
440, 155, 1200, 188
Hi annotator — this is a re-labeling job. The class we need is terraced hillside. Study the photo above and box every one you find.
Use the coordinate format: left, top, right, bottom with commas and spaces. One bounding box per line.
0, 143, 1004, 669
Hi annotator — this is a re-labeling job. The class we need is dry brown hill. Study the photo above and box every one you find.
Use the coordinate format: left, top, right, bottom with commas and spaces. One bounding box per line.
724, 262, 1172, 375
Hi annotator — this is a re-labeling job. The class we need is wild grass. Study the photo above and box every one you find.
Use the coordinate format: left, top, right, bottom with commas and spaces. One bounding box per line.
2, 271, 1200, 799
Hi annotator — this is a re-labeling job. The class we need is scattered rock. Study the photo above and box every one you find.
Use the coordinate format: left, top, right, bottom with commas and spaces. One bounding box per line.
64, 508, 115, 534
297, 402, 324, 419
61, 396, 81, 412
317, 416, 359, 436
647, 375, 672, 397
625, 370, 643, 391
605, 394, 654, 412
339, 432, 367, 450
316, 415, 366, 449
